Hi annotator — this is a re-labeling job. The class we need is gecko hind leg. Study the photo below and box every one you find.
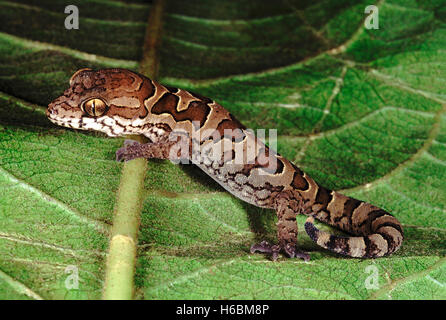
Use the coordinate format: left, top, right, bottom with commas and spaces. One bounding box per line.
250, 190, 310, 262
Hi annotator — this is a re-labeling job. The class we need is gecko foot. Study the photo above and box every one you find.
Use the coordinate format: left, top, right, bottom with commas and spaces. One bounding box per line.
115, 140, 142, 162
250, 240, 310, 262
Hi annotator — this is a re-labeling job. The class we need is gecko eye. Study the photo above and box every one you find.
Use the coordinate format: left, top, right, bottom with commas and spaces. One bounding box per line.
82, 98, 108, 117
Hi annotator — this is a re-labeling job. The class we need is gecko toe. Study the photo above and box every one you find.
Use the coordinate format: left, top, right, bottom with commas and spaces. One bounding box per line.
251, 241, 310, 261
283, 243, 310, 262
250, 240, 271, 253
250, 241, 280, 261
115, 147, 126, 162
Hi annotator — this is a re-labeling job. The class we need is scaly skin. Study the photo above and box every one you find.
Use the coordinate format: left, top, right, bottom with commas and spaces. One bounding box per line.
47, 68, 404, 260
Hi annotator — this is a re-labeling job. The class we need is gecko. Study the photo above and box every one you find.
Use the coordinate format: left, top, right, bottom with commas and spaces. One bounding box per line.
46, 68, 403, 261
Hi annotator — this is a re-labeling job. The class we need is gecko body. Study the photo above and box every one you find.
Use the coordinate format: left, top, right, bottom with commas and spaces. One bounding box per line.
47, 68, 403, 260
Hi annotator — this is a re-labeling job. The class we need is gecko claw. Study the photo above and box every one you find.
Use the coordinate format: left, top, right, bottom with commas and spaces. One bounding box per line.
250, 241, 281, 261
250, 240, 310, 262
283, 243, 310, 261
115, 148, 127, 162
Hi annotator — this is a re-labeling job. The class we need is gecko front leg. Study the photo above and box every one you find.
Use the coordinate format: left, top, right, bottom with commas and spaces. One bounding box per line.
251, 190, 311, 262
116, 135, 191, 162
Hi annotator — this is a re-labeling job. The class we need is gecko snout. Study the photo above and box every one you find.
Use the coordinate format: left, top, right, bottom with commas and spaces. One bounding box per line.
46, 100, 59, 118
46, 105, 55, 117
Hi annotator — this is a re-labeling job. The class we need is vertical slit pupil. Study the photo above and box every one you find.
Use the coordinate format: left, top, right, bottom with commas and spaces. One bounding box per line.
84, 98, 106, 116
91, 100, 96, 116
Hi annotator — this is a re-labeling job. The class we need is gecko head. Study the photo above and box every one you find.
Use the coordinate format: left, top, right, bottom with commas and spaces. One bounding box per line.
47, 68, 154, 137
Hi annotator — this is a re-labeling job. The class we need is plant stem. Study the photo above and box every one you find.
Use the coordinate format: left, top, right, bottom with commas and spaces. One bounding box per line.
102, 0, 165, 300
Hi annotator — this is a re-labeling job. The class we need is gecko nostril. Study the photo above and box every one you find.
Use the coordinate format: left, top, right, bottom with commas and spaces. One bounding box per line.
47, 107, 57, 117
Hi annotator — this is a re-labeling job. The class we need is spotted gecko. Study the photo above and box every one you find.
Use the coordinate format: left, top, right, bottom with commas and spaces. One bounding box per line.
47, 68, 404, 260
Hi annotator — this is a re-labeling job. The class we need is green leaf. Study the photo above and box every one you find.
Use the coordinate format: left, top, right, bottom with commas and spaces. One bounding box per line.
0, 0, 445, 300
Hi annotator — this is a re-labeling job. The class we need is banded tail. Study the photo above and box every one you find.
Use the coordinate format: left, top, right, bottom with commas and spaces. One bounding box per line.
304, 190, 403, 258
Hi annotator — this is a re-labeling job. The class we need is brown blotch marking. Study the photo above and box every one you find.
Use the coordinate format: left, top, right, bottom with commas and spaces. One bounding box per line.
215, 115, 247, 143
189, 90, 213, 104
290, 167, 309, 191
344, 198, 362, 218
351, 202, 376, 233
376, 226, 403, 253
239, 148, 284, 176
165, 85, 179, 93
137, 103, 149, 119
326, 235, 350, 255
228, 113, 245, 128
271, 156, 285, 175
315, 186, 332, 211
340, 198, 362, 232
357, 209, 388, 234
175, 89, 203, 112
372, 215, 403, 235
367, 233, 388, 257
327, 192, 349, 224
137, 78, 156, 119
140, 78, 156, 98
239, 148, 268, 176
151, 93, 211, 129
